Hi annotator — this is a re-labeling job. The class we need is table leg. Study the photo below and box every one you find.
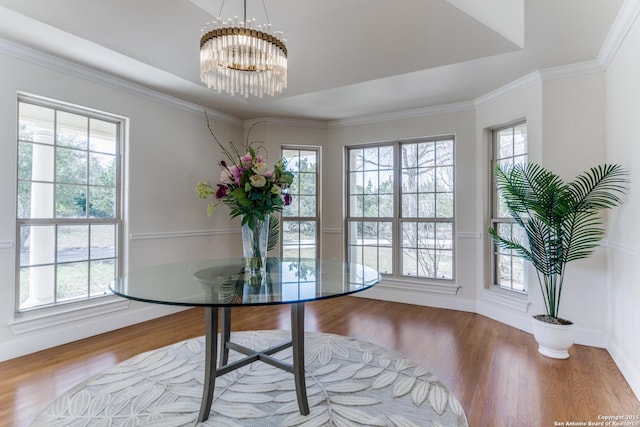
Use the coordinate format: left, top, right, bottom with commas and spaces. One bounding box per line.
291, 303, 309, 415
198, 306, 218, 422
220, 307, 231, 366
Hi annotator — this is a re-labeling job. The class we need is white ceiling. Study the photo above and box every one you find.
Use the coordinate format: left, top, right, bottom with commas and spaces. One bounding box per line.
0, 0, 625, 121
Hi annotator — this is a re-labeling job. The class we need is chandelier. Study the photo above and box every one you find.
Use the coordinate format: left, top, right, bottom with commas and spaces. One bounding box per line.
199, 0, 288, 98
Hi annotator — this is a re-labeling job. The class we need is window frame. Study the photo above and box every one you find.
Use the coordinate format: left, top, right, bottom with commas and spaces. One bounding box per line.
15, 94, 124, 313
490, 120, 527, 293
345, 136, 456, 282
280, 145, 320, 261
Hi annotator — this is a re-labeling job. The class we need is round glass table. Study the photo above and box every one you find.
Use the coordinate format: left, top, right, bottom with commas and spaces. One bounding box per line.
110, 257, 380, 422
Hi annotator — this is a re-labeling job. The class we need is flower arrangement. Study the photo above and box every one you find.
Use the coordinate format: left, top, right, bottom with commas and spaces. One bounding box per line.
196, 120, 294, 231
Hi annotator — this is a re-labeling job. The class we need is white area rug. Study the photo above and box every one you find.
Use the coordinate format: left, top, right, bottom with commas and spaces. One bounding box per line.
33, 331, 468, 426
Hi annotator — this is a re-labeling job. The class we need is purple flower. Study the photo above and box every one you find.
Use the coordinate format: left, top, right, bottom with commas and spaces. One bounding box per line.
284, 193, 292, 206
215, 184, 228, 199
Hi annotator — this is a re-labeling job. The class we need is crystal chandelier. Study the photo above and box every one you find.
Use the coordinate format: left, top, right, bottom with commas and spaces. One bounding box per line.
199, 0, 288, 98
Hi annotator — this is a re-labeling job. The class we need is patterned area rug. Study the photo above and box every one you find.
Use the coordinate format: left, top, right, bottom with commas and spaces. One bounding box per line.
33, 331, 468, 426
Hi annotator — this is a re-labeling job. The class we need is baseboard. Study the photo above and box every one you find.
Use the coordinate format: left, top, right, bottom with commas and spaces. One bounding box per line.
608, 336, 640, 400
359, 287, 607, 348
0, 303, 187, 362
355, 285, 476, 313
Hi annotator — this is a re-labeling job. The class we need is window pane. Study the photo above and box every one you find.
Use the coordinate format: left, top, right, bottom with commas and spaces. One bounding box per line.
418, 193, 436, 218
379, 247, 393, 274
435, 251, 453, 279
401, 144, 417, 168
55, 184, 87, 218
89, 153, 116, 186
402, 194, 418, 217
19, 142, 55, 182
89, 187, 116, 218
20, 265, 55, 309
418, 168, 435, 192
436, 166, 454, 192
350, 172, 364, 194
514, 124, 527, 156
436, 193, 454, 218
19, 103, 54, 144
56, 147, 87, 184
436, 223, 453, 249
89, 119, 117, 154
299, 221, 316, 243
378, 195, 393, 217
90, 259, 115, 296
57, 111, 88, 149
498, 128, 513, 159
402, 249, 417, 276
20, 225, 55, 266
91, 224, 116, 259
349, 148, 364, 172
283, 198, 299, 217
57, 225, 89, 263
417, 143, 435, 167
363, 195, 378, 217
402, 222, 417, 248
18, 182, 54, 219
363, 147, 378, 170
57, 261, 89, 302
299, 151, 317, 172
298, 173, 316, 195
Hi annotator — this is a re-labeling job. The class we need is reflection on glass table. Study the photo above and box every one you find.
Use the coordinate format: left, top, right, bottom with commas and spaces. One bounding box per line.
110, 257, 380, 422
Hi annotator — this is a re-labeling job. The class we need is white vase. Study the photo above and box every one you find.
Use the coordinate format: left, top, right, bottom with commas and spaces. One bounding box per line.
531, 315, 575, 359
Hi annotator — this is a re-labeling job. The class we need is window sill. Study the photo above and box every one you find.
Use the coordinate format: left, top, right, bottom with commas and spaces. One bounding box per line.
10, 296, 130, 334
480, 286, 530, 312
380, 277, 461, 295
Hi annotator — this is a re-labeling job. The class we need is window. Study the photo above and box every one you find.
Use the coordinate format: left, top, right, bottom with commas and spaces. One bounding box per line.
346, 137, 455, 280
281, 147, 319, 260
16, 96, 122, 311
491, 122, 527, 292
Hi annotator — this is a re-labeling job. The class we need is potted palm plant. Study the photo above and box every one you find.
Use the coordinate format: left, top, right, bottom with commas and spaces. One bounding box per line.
489, 163, 628, 359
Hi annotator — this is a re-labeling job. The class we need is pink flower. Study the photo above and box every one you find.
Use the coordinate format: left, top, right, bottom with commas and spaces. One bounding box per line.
241, 153, 253, 167
229, 165, 242, 185
219, 170, 233, 185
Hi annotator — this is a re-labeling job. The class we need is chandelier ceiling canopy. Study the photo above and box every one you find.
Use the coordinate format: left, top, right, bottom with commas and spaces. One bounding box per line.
199, 0, 287, 98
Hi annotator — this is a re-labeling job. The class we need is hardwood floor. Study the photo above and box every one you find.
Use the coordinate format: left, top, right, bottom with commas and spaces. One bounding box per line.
1, 296, 639, 426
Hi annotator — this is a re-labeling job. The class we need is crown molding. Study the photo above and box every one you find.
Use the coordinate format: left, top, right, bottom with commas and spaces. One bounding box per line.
473, 71, 541, 108
539, 60, 606, 81
328, 102, 475, 128
0, 38, 240, 126
598, 0, 640, 67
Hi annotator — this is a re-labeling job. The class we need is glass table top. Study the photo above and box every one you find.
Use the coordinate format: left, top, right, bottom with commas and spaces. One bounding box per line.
109, 258, 381, 307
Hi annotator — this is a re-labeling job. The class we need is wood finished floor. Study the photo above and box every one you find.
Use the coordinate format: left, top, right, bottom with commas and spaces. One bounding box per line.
1, 296, 639, 427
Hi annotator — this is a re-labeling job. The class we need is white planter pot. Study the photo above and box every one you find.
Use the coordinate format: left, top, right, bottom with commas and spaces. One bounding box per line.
531, 316, 575, 359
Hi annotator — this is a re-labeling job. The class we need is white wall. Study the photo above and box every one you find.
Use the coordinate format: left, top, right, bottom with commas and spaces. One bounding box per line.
0, 47, 242, 361
541, 73, 609, 338
604, 8, 640, 399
